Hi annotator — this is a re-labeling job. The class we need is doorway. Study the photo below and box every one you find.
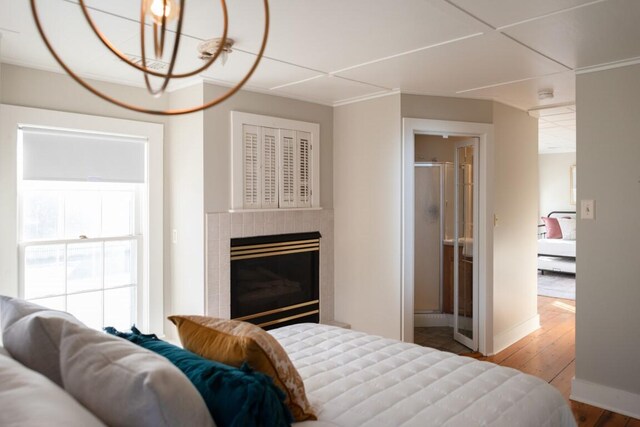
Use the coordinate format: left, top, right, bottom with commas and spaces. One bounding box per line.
412, 135, 479, 352
401, 118, 493, 355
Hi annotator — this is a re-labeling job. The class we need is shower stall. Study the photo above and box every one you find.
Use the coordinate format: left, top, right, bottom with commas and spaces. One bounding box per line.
414, 139, 477, 350
413, 162, 454, 314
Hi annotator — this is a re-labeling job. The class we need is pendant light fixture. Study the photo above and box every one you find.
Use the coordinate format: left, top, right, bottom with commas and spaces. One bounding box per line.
29, 0, 269, 116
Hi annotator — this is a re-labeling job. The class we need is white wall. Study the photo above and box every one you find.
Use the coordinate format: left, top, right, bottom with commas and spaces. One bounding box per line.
572, 64, 640, 417
492, 102, 539, 352
539, 152, 576, 218
334, 94, 402, 339
166, 84, 205, 336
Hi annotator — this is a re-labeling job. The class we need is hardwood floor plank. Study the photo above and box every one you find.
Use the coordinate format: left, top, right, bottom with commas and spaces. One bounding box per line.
550, 360, 575, 402
572, 401, 606, 426
594, 411, 630, 426
493, 296, 640, 425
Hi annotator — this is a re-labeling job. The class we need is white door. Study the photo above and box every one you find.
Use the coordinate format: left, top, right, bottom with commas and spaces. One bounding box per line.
453, 138, 479, 350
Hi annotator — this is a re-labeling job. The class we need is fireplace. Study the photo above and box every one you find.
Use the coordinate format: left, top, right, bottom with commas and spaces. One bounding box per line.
230, 232, 320, 330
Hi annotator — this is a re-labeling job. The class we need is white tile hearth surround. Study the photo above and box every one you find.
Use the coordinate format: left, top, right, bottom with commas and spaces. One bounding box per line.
205, 209, 334, 323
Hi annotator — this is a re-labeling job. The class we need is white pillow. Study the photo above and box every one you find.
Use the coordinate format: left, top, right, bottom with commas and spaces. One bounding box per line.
59, 319, 215, 427
557, 218, 577, 240
0, 350, 105, 427
1, 297, 214, 427
0, 296, 82, 385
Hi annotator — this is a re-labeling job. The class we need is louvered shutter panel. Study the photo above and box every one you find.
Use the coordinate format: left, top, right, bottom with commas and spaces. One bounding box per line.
297, 131, 311, 208
279, 129, 297, 208
243, 125, 261, 208
261, 127, 279, 208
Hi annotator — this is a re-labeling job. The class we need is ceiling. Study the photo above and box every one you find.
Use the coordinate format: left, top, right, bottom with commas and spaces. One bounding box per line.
1, 0, 638, 151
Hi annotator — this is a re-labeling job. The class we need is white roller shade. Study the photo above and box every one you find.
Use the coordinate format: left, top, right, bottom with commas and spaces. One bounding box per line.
21, 127, 146, 183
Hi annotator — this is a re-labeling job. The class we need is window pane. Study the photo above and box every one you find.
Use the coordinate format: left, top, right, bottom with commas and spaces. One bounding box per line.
102, 191, 135, 237
22, 190, 62, 241
29, 295, 66, 311
67, 291, 103, 330
24, 245, 65, 299
104, 286, 136, 331
104, 240, 136, 289
65, 191, 100, 238
67, 242, 103, 294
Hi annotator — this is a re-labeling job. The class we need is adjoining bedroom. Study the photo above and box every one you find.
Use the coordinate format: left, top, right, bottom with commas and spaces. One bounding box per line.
537, 105, 577, 301
1, 0, 640, 426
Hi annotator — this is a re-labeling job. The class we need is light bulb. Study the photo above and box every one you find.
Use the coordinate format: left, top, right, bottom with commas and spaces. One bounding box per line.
146, 0, 179, 23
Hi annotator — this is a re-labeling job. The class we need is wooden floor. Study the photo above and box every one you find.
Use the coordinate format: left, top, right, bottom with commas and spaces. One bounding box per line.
472, 296, 640, 426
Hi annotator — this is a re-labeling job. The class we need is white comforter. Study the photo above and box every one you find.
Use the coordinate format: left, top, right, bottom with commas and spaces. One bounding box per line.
271, 324, 576, 427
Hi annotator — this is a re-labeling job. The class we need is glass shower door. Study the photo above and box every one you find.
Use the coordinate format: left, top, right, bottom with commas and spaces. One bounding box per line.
454, 140, 479, 350
414, 164, 442, 313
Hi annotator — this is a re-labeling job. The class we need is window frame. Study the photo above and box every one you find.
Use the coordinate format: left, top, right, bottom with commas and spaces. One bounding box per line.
0, 105, 164, 336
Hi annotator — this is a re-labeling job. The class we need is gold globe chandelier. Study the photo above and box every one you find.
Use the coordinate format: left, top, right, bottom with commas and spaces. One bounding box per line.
30, 0, 269, 115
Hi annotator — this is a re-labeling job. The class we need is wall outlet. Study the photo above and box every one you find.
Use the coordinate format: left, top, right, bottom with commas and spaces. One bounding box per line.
581, 200, 595, 220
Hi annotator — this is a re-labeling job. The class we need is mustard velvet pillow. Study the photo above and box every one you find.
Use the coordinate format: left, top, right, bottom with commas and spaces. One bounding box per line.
168, 315, 316, 422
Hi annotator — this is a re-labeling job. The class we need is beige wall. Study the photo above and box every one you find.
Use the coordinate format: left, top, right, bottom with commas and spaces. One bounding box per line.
0, 64, 169, 123
414, 134, 457, 163
492, 102, 539, 348
165, 84, 206, 336
334, 94, 403, 338
202, 83, 333, 212
402, 94, 493, 124
539, 152, 576, 218
574, 64, 640, 411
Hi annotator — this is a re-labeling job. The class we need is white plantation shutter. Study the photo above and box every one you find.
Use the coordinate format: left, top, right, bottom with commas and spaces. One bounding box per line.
231, 112, 319, 211
279, 130, 297, 208
297, 131, 311, 208
261, 127, 279, 208
243, 125, 261, 208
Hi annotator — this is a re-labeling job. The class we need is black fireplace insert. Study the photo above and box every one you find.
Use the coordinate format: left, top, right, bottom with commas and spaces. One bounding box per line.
230, 232, 320, 330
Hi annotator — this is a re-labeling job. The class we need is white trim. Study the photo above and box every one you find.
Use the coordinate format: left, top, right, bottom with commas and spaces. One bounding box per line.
228, 207, 323, 213
491, 314, 540, 355
402, 118, 494, 354
414, 312, 453, 328
575, 56, 640, 75
230, 111, 320, 210
332, 89, 401, 107
0, 104, 164, 335
571, 378, 640, 419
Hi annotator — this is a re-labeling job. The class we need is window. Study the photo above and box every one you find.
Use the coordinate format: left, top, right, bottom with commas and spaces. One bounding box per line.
231, 112, 320, 210
18, 127, 146, 331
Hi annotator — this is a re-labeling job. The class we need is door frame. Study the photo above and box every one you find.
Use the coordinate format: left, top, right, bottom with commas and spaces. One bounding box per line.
401, 118, 494, 355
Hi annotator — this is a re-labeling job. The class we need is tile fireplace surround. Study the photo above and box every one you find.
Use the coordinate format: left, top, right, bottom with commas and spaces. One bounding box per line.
205, 209, 334, 323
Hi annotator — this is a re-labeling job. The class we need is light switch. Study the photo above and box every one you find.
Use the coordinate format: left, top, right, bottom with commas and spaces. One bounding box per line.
172, 229, 178, 243
581, 200, 595, 220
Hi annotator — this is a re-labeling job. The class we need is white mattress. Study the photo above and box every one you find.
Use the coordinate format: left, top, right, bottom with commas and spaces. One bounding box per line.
271, 324, 576, 427
538, 238, 576, 258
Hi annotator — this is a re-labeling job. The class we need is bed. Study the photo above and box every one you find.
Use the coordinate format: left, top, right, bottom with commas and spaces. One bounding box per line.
272, 324, 576, 427
538, 211, 576, 274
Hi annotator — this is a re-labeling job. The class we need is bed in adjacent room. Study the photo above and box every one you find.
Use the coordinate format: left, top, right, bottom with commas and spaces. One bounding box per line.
272, 324, 576, 427
538, 211, 576, 274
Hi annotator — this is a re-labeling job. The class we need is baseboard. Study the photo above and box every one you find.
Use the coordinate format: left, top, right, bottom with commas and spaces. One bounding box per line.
492, 314, 540, 354
571, 378, 640, 419
414, 313, 453, 327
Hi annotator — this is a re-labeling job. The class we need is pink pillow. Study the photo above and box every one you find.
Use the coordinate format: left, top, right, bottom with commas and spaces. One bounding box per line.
541, 217, 562, 239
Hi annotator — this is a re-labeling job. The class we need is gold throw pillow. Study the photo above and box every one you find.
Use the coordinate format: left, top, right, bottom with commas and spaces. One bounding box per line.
168, 315, 316, 421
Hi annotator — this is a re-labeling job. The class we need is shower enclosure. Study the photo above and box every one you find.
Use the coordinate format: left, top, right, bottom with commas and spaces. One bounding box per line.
414, 162, 453, 314
414, 138, 478, 351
